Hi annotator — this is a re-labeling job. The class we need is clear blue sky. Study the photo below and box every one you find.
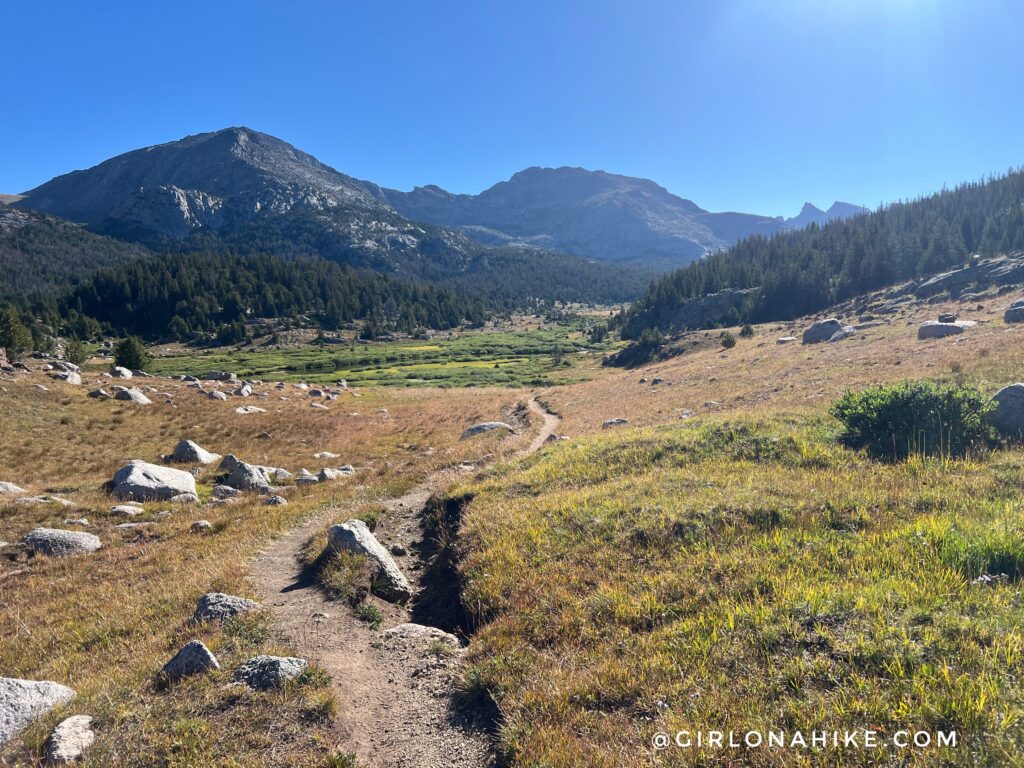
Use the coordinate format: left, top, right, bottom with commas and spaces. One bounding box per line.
2, 0, 1022, 217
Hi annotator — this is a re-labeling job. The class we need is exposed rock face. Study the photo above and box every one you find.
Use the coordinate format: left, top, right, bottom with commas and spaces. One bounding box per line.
113, 388, 152, 404
328, 519, 412, 603
170, 439, 221, 465
1004, 299, 1024, 323
0, 677, 76, 746
827, 326, 857, 342
161, 641, 219, 682
986, 383, 1024, 439
914, 253, 1024, 298
802, 318, 844, 344
111, 460, 197, 501
917, 320, 975, 339
460, 422, 516, 440
45, 714, 95, 764
192, 592, 261, 623
233, 656, 308, 690
21, 528, 101, 557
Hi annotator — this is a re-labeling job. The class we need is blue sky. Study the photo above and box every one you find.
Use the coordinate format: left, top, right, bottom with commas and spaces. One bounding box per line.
2, 0, 1022, 216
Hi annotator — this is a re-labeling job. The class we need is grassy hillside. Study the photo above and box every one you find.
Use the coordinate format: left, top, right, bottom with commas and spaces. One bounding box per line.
453, 418, 1023, 766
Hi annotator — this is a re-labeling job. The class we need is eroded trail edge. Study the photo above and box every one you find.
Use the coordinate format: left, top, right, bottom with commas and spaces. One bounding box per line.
250, 398, 559, 767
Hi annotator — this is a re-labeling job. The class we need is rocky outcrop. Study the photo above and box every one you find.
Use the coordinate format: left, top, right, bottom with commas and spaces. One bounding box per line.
21, 528, 101, 557
0, 677, 76, 746
111, 460, 197, 501
915, 253, 1024, 298
1004, 299, 1024, 323
328, 520, 412, 603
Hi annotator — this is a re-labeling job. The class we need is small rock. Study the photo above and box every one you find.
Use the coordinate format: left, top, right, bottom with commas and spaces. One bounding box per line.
776, 336, 797, 344
383, 623, 460, 648
170, 439, 221, 465
233, 655, 308, 690
802, 318, 845, 344
234, 405, 266, 414
390, 543, 407, 556
917, 320, 975, 339
212, 485, 240, 499
0, 481, 26, 495
192, 592, 261, 623
328, 520, 412, 603
207, 390, 229, 401
602, 418, 629, 428
264, 495, 288, 506
161, 640, 219, 682
110, 505, 144, 517
313, 451, 340, 460
87, 388, 110, 399
113, 388, 152, 405
109, 366, 132, 380
459, 421, 516, 440
45, 714, 94, 764
21, 528, 101, 557
190, 520, 213, 534
50, 372, 81, 386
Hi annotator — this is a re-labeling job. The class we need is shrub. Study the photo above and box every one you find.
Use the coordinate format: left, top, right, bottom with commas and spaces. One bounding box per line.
739, 324, 755, 338
64, 338, 88, 366
830, 380, 994, 460
114, 335, 149, 370
720, 331, 737, 349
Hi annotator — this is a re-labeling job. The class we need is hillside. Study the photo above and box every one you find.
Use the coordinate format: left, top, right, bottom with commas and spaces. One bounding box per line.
13, 129, 643, 305
620, 169, 1024, 338
0, 207, 151, 299
379, 166, 865, 270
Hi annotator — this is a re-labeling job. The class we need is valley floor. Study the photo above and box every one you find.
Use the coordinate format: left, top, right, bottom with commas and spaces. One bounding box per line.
3, 289, 1024, 766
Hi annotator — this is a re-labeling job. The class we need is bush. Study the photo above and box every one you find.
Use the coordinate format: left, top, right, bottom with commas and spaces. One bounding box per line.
830, 380, 994, 460
114, 335, 149, 370
720, 331, 737, 349
739, 324, 755, 338
64, 339, 88, 366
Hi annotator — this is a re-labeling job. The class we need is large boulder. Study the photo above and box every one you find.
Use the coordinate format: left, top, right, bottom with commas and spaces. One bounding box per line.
221, 459, 272, 493
113, 388, 152, 405
1004, 299, 1024, 323
45, 714, 95, 764
50, 371, 81, 386
986, 383, 1024, 439
827, 326, 856, 343
21, 528, 101, 557
170, 439, 221, 465
917, 320, 975, 339
459, 422, 516, 440
161, 641, 219, 682
802, 318, 844, 344
0, 678, 76, 746
207, 390, 229, 401
111, 460, 197, 501
109, 366, 132, 380
233, 656, 308, 690
328, 519, 412, 603
192, 592, 261, 623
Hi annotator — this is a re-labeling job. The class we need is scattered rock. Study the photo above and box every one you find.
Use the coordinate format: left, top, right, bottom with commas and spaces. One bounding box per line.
45, 714, 95, 765
328, 519, 412, 603
212, 484, 240, 499
0, 481, 26, 495
390, 543, 408, 556
310, 402, 328, 410
21, 528, 101, 557
264, 495, 288, 506
204, 371, 235, 381
986, 383, 1024, 439
938, 312, 957, 323
168, 492, 199, 504
318, 466, 353, 482
63, 518, 89, 527
111, 460, 197, 501
459, 421, 516, 440
234, 384, 253, 398
192, 592, 261, 623
207, 390, 229, 401
110, 505, 144, 517
221, 457, 273, 493
109, 366, 132, 380
651, 377, 665, 385
160, 640, 219, 683
802, 318, 844, 344
86, 388, 109, 399
170, 439, 221, 465
13, 495, 75, 508
50, 372, 81, 386
383, 623, 460, 648
234, 405, 266, 414
1004, 299, 1024, 323
0, 677, 76, 746
233, 655, 308, 690
602, 418, 630, 428
190, 520, 213, 534
113, 388, 152, 405
917, 320, 976, 339
313, 451, 340, 460
827, 326, 857, 342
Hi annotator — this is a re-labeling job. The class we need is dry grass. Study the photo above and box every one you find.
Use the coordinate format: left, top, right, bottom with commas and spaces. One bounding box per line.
0, 372, 534, 765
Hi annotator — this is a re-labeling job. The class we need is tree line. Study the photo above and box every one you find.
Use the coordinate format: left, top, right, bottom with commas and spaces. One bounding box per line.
618, 168, 1024, 338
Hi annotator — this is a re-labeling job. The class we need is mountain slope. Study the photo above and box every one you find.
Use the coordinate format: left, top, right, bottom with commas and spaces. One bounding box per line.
379, 167, 865, 270
14, 128, 644, 304
619, 169, 1024, 337
0, 206, 151, 299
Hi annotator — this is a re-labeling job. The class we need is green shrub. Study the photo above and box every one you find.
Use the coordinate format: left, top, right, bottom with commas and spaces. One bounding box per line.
114, 335, 150, 370
830, 380, 994, 460
720, 331, 737, 349
64, 338, 89, 366
739, 324, 755, 338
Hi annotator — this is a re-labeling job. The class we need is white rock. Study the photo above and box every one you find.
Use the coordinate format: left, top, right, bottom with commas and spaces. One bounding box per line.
170, 439, 221, 465
233, 656, 307, 690
45, 714, 94, 764
113, 388, 151, 405
0, 481, 26, 495
110, 505, 144, 516
383, 623, 460, 648
109, 366, 132, 380
0, 677, 76, 746
192, 592, 261, 623
459, 421, 516, 440
234, 405, 266, 414
111, 460, 197, 501
328, 519, 412, 603
21, 528, 101, 557
161, 640, 219, 682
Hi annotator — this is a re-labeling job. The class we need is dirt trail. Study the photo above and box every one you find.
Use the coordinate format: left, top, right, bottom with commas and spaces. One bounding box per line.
250, 398, 559, 767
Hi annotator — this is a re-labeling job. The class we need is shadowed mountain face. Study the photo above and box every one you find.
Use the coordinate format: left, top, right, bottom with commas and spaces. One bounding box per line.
379, 167, 866, 270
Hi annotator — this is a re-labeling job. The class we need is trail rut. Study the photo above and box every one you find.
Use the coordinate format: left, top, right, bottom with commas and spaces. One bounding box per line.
250, 398, 559, 767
